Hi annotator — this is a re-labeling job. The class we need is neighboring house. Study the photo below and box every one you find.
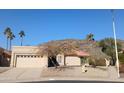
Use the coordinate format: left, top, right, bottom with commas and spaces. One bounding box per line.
0, 47, 11, 67
10, 46, 90, 68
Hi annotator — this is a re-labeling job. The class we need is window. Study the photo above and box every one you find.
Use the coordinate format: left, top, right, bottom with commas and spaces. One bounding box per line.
24, 55, 27, 58
17, 55, 20, 57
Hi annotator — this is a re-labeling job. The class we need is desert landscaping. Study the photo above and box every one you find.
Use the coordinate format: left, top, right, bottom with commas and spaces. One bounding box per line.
0, 10, 124, 82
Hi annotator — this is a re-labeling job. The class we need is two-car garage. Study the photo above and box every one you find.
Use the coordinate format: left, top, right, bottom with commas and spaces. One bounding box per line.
16, 55, 48, 68
10, 46, 48, 68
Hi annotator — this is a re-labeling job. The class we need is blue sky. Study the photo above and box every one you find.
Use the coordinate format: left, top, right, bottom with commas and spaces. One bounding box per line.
0, 9, 124, 48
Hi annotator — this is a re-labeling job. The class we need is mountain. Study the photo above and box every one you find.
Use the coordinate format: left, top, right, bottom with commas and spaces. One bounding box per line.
39, 39, 109, 59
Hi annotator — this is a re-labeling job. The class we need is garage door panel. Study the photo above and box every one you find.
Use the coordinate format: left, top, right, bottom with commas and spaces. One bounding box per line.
66, 56, 81, 66
16, 55, 47, 68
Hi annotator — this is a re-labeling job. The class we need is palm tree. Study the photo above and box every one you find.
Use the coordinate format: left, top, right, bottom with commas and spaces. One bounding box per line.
9, 32, 15, 51
86, 33, 94, 41
19, 31, 25, 46
4, 27, 11, 50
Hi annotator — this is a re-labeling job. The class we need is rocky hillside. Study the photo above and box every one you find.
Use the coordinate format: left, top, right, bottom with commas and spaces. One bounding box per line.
39, 39, 109, 59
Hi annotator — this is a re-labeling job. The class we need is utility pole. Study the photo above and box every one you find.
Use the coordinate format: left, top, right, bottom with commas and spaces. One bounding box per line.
111, 9, 120, 78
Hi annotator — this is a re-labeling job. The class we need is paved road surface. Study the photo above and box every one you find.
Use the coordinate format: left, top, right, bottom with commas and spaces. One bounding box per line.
27, 80, 124, 83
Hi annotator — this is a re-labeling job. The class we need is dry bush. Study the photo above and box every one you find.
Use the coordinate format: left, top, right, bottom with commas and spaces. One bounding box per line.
89, 58, 106, 67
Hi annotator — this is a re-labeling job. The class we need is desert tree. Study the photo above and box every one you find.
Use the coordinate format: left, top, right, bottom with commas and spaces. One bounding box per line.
38, 41, 79, 67
99, 38, 122, 65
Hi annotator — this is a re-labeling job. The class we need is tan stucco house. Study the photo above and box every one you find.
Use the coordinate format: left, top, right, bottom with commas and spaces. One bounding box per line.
10, 46, 90, 68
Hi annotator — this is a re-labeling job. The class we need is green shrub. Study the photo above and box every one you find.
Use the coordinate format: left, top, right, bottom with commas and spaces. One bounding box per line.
119, 53, 124, 64
80, 57, 87, 65
95, 59, 106, 66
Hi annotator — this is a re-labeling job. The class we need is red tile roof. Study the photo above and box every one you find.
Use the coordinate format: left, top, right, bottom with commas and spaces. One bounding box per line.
65, 50, 90, 57
75, 50, 90, 57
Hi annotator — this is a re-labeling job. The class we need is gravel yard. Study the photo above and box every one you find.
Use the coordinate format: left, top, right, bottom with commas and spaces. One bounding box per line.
41, 66, 109, 78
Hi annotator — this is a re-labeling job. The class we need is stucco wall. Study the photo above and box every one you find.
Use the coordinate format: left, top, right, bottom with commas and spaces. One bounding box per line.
11, 46, 48, 68
56, 55, 81, 66
56, 54, 64, 66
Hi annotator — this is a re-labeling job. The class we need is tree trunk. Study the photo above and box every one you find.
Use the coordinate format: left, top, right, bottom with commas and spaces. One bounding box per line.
49, 56, 57, 68
21, 37, 23, 46
64, 55, 66, 66
6, 38, 8, 50
111, 56, 115, 66
9, 40, 11, 51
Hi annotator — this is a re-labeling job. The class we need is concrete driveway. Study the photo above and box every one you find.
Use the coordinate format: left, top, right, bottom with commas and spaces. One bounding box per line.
0, 68, 43, 82
0, 67, 12, 73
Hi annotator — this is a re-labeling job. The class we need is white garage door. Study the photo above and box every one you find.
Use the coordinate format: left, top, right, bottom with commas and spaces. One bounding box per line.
66, 56, 81, 66
16, 55, 47, 68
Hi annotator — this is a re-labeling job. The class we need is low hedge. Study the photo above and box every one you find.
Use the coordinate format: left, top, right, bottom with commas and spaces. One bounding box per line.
89, 58, 106, 67
119, 53, 124, 64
